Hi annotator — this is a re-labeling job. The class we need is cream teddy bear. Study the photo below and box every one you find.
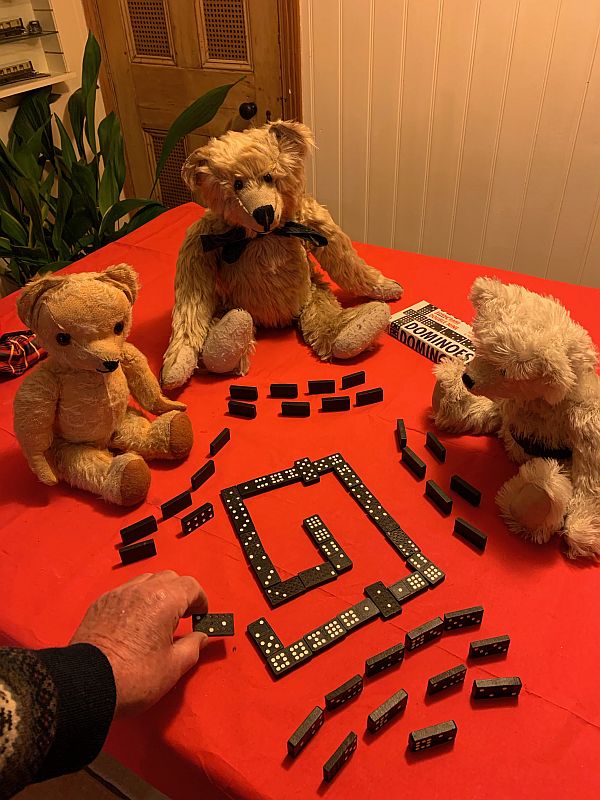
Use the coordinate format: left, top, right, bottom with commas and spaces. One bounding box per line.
13, 264, 193, 506
432, 277, 600, 559
161, 120, 402, 388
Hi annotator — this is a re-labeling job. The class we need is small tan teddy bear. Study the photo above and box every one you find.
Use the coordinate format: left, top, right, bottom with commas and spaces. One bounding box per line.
13, 264, 193, 506
432, 277, 600, 559
161, 120, 403, 388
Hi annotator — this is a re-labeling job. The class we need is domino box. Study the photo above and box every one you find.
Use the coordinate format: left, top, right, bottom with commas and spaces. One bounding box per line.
389, 300, 475, 364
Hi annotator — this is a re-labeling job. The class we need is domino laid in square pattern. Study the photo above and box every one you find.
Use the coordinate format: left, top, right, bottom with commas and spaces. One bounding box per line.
181, 502, 214, 534
408, 720, 457, 752
267, 638, 313, 678
333, 462, 363, 490
367, 689, 408, 732
304, 618, 346, 654
325, 674, 363, 710
302, 515, 352, 573
248, 550, 281, 589
265, 576, 305, 607
427, 664, 467, 695
469, 635, 510, 658
444, 605, 484, 631
294, 457, 320, 486
407, 552, 445, 586
312, 452, 344, 474
385, 528, 421, 559
364, 581, 402, 619
388, 572, 429, 604
323, 732, 357, 782
472, 677, 522, 699
405, 616, 444, 651
192, 613, 234, 636
287, 706, 325, 757
298, 564, 337, 590
247, 617, 283, 659
365, 642, 405, 677
337, 599, 380, 632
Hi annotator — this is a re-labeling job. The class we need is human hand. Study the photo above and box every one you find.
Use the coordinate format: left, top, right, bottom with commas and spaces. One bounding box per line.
71, 571, 209, 716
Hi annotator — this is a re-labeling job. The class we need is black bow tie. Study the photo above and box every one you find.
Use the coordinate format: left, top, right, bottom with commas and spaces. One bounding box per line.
200, 221, 328, 264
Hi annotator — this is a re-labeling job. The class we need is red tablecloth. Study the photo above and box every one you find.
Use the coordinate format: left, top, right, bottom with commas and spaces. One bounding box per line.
1, 204, 598, 800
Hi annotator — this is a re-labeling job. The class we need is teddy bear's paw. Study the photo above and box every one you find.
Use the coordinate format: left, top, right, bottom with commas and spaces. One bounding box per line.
332, 302, 390, 359
168, 412, 194, 459
106, 453, 151, 506
366, 278, 403, 302
161, 344, 199, 390
563, 497, 600, 559
203, 309, 255, 374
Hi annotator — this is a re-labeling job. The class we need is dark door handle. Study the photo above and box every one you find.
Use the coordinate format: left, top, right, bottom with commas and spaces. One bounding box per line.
239, 101, 257, 120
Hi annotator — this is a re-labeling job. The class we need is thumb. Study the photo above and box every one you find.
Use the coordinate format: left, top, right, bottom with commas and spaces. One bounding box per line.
172, 631, 208, 678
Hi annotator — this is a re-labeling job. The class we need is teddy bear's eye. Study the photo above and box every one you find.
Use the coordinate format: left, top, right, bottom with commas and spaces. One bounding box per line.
263, 173, 273, 184
114, 321, 124, 335
499, 367, 507, 377
56, 332, 71, 346
234, 179, 244, 191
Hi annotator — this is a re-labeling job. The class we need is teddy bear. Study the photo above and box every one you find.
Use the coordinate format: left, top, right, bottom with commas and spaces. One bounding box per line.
431, 276, 600, 559
160, 120, 403, 388
13, 264, 193, 506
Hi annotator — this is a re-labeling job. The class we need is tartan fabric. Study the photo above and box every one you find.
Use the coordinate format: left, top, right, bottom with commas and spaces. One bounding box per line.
0, 331, 45, 378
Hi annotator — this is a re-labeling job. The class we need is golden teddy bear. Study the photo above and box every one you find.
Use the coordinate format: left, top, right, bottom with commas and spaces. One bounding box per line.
161, 120, 403, 389
13, 264, 193, 506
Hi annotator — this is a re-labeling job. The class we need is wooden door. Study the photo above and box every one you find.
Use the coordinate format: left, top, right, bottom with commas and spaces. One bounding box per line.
84, 0, 300, 206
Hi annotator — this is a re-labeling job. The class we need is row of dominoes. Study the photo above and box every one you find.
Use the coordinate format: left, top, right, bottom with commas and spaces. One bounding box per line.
116, 428, 229, 565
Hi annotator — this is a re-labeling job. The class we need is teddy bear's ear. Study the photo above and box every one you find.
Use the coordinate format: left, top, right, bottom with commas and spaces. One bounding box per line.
181, 147, 210, 191
469, 277, 505, 310
17, 275, 65, 330
97, 263, 139, 305
270, 120, 315, 160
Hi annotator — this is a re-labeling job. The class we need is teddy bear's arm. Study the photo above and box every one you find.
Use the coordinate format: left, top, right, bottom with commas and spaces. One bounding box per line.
121, 343, 186, 413
432, 358, 502, 434
299, 196, 403, 302
13, 366, 59, 485
562, 407, 600, 558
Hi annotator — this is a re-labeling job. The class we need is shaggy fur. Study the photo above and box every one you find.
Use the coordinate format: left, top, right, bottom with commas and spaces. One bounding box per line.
432, 276, 600, 559
13, 264, 193, 506
161, 120, 403, 387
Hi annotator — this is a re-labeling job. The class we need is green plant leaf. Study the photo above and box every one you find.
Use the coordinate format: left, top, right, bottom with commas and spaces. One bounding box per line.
98, 112, 126, 195
114, 202, 166, 238
99, 198, 163, 239
14, 176, 47, 255
0, 208, 27, 245
0, 139, 26, 178
98, 163, 119, 215
39, 259, 72, 274
11, 87, 54, 163
52, 176, 72, 258
71, 162, 98, 204
54, 115, 76, 170
67, 89, 86, 159
81, 32, 101, 154
152, 79, 242, 191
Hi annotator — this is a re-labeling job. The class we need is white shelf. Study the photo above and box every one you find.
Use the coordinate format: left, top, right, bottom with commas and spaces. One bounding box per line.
0, 69, 74, 99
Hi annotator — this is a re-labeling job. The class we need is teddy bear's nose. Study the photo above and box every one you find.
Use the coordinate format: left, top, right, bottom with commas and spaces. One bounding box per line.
102, 360, 120, 373
462, 372, 475, 390
252, 204, 275, 231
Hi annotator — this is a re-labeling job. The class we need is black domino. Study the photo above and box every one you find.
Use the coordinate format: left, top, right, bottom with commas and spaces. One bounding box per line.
228, 399, 256, 418
192, 613, 234, 636
161, 489, 192, 520
444, 605, 484, 631
385, 528, 421, 559
425, 480, 453, 515
181, 502, 214, 534
313, 452, 345, 474
119, 538, 156, 565
355, 387, 383, 406
304, 618, 346, 654
120, 515, 157, 545
408, 720, 457, 751
265, 576, 305, 607
367, 689, 408, 732
303, 515, 353, 573
341, 370, 365, 389
249, 550, 280, 589
281, 401, 310, 417
425, 431, 446, 462
230, 384, 258, 401
364, 581, 402, 619
396, 419, 407, 450
287, 706, 325, 757
321, 395, 351, 412
270, 383, 298, 398
294, 457, 320, 485
472, 676, 522, 699
337, 599, 380, 632
325, 674, 363, 710
469, 635, 510, 658
401, 447, 426, 479
365, 642, 405, 676
209, 427, 230, 456
388, 572, 429, 604
323, 732, 357, 782
427, 664, 467, 695
191, 459, 215, 491
407, 552, 445, 586
450, 474, 481, 506
308, 379, 335, 394
267, 639, 313, 678
454, 517, 487, 551
247, 618, 284, 659
298, 564, 337, 590
333, 462, 363, 490
405, 616, 444, 651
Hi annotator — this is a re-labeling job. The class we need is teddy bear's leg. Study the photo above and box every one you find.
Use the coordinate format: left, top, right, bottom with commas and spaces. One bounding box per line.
562, 493, 600, 559
496, 458, 573, 544
432, 357, 502, 434
299, 282, 390, 360
50, 440, 150, 506
201, 309, 255, 376
111, 407, 193, 460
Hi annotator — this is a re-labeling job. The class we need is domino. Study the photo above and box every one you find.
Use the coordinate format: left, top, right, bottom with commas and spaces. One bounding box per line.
337, 599, 380, 632
190, 459, 215, 491
312, 452, 345, 474
308, 379, 335, 394
388, 572, 429, 604
270, 383, 299, 398
401, 447, 426, 480
321, 395, 351, 412
180, 502, 214, 534
450, 474, 481, 506
443, 605, 484, 631
302, 515, 353, 572
365, 642, 405, 676
120, 515, 157, 546
454, 517, 487, 551
192, 613, 234, 636
282, 402, 311, 419
323, 732, 357, 782
472, 677, 522, 699
325, 674, 363, 710
469, 635, 510, 658
407, 552, 445, 586
230, 384, 258, 401
427, 664, 467, 695
408, 720, 457, 752
294, 457, 320, 485
333, 462, 364, 490
355, 387, 384, 406
425, 431, 446, 462
385, 528, 421, 559
228, 399, 256, 419
209, 427, 230, 456
265, 576, 305, 607
268, 639, 313, 677
405, 616, 444, 651
161, 489, 192, 520
396, 418, 407, 450
367, 689, 408, 733
298, 564, 337, 590
341, 370, 365, 389
425, 480, 453, 515
248, 550, 281, 589
304, 618, 347, 653
287, 706, 325, 757
247, 618, 284, 659
119, 538, 156, 565
364, 581, 402, 619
